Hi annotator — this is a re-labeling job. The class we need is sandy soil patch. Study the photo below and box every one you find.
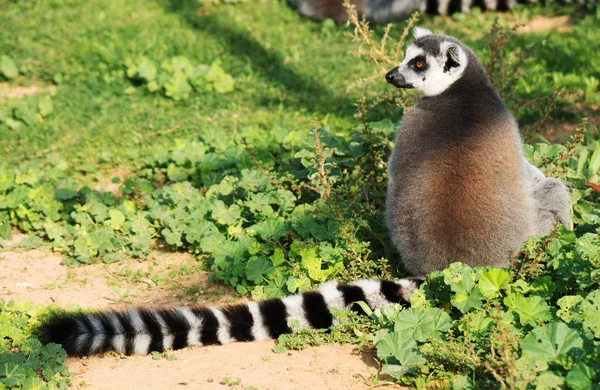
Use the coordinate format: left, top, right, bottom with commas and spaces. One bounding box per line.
0, 234, 400, 390
67, 343, 388, 390
92, 167, 131, 196
0, 82, 57, 100
519, 15, 572, 34
0, 236, 231, 308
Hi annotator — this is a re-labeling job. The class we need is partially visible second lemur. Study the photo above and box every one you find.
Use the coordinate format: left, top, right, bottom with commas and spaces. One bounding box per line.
384, 28, 571, 276
288, 0, 594, 24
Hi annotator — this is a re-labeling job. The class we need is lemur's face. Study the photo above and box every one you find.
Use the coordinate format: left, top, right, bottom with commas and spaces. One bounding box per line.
385, 30, 468, 97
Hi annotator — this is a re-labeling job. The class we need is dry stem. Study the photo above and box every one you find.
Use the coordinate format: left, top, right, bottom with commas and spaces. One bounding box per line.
343, 0, 419, 93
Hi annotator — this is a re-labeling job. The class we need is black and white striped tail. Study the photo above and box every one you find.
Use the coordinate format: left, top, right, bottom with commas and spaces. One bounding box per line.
38, 278, 423, 357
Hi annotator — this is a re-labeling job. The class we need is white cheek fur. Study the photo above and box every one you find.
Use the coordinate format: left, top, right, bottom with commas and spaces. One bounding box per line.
408, 56, 467, 96
398, 42, 469, 97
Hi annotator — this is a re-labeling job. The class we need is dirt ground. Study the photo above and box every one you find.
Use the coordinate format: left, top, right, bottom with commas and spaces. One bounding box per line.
0, 235, 401, 390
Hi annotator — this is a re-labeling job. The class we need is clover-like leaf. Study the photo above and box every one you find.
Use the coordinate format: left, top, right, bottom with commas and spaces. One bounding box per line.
478, 269, 511, 299
556, 295, 584, 323
566, 362, 598, 390
0, 55, 19, 79
504, 292, 552, 327
393, 307, 452, 342
105, 209, 125, 231
246, 256, 274, 284
520, 322, 583, 364
205, 60, 235, 93
211, 201, 242, 225
376, 331, 425, 378
580, 289, 600, 338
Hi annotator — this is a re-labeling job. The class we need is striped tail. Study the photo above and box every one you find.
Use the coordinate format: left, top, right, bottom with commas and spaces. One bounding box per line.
38, 278, 423, 356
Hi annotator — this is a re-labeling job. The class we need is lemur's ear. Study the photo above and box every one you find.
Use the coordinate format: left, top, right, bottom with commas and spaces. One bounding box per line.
442, 43, 461, 73
413, 27, 433, 39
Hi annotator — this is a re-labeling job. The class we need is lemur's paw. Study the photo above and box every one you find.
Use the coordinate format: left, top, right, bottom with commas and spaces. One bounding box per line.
562, 180, 574, 192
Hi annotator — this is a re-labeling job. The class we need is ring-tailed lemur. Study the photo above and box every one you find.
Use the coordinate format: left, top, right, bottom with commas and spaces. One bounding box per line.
288, 0, 594, 23
384, 28, 571, 276
39, 278, 422, 356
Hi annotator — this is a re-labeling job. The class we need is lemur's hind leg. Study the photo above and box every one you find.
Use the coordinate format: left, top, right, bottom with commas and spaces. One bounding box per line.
532, 178, 571, 235
522, 159, 571, 235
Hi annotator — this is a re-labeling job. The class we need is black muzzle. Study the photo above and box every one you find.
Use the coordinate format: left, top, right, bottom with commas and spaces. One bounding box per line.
385, 67, 413, 89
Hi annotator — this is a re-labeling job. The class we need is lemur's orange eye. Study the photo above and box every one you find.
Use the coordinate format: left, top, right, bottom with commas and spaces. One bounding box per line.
415, 60, 424, 69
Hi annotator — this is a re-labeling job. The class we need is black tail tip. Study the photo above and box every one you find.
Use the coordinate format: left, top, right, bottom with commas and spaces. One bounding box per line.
37, 312, 87, 356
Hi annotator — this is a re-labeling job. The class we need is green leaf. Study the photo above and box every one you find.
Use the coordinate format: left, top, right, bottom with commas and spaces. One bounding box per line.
376, 331, 425, 378
556, 295, 584, 323
520, 322, 583, 366
566, 362, 598, 390
0, 55, 19, 79
273, 344, 288, 354
393, 307, 452, 342
161, 226, 183, 247
530, 276, 556, 300
37, 96, 53, 117
0, 212, 11, 240
577, 148, 590, 176
285, 276, 311, 293
451, 287, 484, 313
504, 292, 552, 326
451, 374, 474, 390
534, 371, 564, 390
252, 219, 287, 241
297, 246, 330, 282
126, 56, 157, 81
245, 257, 274, 284
443, 262, 476, 294
478, 269, 511, 299
104, 209, 126, 231
580, 289, 600, 338
211, 201, 242, 226
205, 60, 234, 93
588, 138, 600, 175
270, 249, 286, 267
163, 74, 192, 101
184, 220, 217, 245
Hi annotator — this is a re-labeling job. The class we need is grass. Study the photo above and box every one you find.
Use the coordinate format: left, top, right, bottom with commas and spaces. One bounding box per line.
1, 0, 598, 169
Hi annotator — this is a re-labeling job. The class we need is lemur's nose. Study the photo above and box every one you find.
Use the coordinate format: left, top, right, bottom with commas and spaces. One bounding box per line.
385, 67, 412, 89
385, 67, 399, 83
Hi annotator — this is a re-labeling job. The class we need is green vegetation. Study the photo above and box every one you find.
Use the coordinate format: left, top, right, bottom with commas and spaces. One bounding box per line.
0, 301, 70, 389
1, 0, 599, 388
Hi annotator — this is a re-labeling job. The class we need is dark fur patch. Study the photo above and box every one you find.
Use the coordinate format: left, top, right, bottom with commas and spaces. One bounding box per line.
337, 284, 368, 314
39, 313, 87, 356
425, 0, 438, 13
223, 304, 255, 342
443, 56, 460, 73
139, 310, 166, 353
259, 299, 292, 338
96, 313, 116, 354
192, 307, 220, 346
379, 280, 409, 306
160, 309, 192, 350
302, 292, 333, 329
74, 315, 96, 356
116, 312, 137, 355
415, 38, 441, 57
